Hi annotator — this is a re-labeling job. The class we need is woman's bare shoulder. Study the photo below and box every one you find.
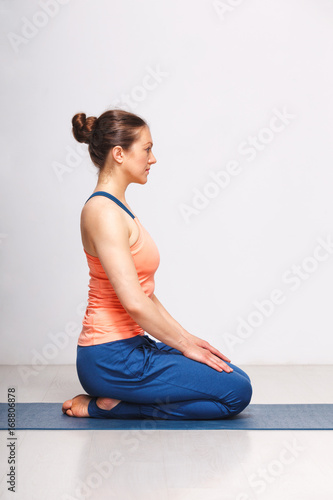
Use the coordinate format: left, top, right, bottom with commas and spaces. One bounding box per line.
80, 196, 130, 255
81, 195, 125, 225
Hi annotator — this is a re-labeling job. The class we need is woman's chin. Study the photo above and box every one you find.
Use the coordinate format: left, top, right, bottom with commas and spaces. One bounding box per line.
133, 177, 148, 185
140, 174, 149, 184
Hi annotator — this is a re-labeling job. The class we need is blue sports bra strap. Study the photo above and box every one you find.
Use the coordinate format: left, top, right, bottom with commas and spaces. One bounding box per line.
85, 191, 135, 219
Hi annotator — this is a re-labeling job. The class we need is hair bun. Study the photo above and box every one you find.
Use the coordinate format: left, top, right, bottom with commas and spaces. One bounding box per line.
72, 113, 98, 144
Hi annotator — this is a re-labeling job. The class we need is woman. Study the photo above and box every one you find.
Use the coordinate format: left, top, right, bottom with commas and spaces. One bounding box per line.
62, 109, 252, 420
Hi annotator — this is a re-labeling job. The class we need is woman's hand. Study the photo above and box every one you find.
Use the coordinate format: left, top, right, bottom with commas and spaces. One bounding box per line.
181, 331, 233, 373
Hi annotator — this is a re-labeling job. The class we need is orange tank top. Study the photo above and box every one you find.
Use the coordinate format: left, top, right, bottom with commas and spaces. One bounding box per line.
77, 191, 160, 346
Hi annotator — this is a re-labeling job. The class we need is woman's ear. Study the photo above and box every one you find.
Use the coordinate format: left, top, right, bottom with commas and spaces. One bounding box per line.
112, 145, 124, 164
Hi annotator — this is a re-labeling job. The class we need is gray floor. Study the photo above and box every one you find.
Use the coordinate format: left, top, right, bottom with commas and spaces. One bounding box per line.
0, 365, 332, 500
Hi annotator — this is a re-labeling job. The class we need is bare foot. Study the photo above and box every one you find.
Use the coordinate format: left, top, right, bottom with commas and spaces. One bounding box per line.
62, 394, 121, 417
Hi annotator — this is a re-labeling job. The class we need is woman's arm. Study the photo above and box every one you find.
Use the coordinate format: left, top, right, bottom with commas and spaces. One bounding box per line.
150, 293, 187, 339
151, 293, 232, 365
83, 203, 231, 372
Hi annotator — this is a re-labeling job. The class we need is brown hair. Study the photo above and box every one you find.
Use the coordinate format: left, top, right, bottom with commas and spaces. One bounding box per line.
71, 109, 148, 170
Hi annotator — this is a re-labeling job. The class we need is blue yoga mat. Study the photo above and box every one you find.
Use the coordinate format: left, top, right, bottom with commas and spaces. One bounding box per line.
0, 404, 332, 430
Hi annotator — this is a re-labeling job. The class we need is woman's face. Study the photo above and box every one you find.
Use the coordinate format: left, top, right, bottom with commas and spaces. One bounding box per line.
123, 126, 157, 184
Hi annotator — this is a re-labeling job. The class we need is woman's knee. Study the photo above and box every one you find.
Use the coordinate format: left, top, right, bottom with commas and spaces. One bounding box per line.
227, 377, 253, 416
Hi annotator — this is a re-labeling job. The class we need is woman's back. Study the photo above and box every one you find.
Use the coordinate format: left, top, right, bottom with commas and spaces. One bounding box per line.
78, 191, 160, 346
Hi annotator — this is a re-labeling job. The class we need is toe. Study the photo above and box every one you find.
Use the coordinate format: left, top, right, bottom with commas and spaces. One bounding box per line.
62, 394, 92, 418
62, 399, 72, 414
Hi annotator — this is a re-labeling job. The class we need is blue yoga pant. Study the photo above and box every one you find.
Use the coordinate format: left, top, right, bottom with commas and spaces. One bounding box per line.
76, 334, 252, 420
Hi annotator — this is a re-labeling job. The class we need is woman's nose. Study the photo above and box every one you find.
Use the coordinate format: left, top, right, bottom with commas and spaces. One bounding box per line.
149, 153, 157, 164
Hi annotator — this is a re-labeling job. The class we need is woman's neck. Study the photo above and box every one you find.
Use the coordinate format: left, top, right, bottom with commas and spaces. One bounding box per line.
94, 175, 128, 204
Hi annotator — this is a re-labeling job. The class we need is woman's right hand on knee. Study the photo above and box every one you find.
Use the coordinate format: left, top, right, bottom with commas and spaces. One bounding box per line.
182, 343, 233, 373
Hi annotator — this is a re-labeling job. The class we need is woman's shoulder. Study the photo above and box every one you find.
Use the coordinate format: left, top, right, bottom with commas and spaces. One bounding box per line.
81, 196, 129, 233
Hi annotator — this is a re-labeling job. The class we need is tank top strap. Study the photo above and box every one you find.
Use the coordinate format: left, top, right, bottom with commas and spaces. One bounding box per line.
85, 191, 135, 219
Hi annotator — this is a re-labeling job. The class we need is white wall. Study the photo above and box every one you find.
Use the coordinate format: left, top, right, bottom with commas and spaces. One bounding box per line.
1, 0, 333, 367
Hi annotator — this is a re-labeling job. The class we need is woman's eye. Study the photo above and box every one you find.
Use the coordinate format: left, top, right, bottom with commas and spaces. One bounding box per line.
146, 148, 151, 152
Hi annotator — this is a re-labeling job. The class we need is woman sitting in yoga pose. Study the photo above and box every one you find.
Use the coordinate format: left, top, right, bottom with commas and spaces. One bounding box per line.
62, 109, 252, 420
